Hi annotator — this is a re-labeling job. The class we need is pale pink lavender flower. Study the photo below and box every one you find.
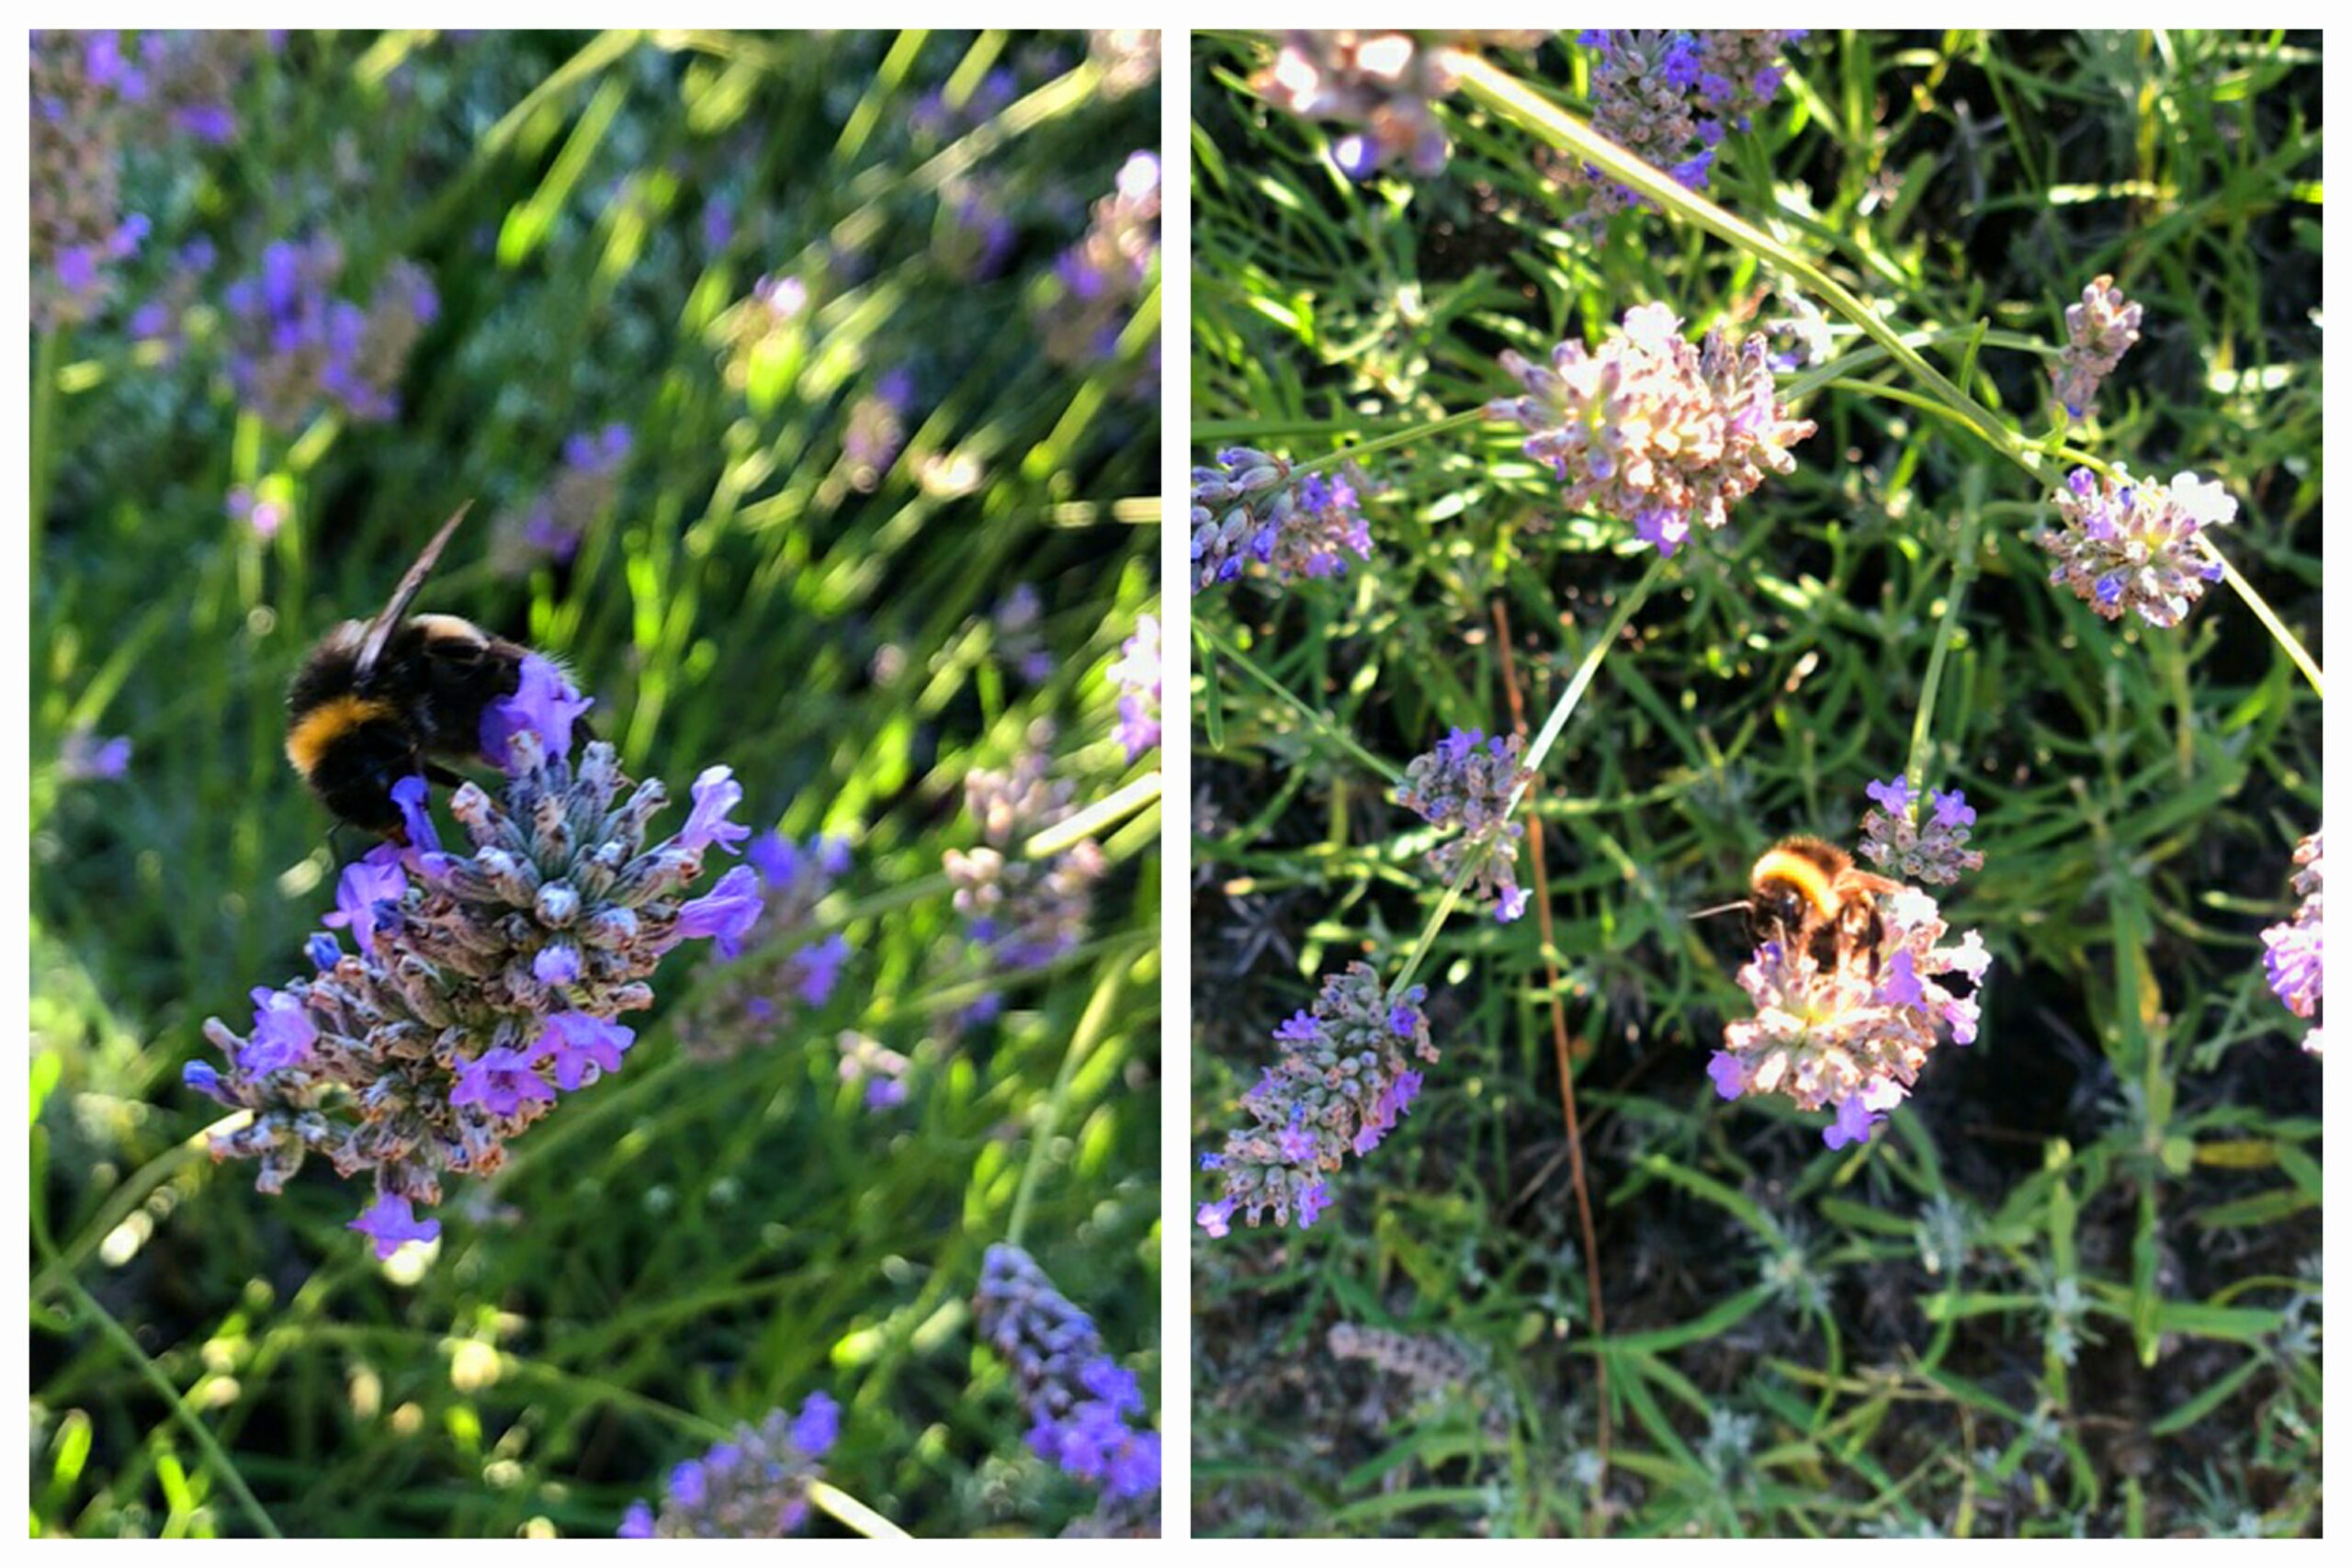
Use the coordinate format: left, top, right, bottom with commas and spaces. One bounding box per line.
2051, 275, 2143, 423
190, 658, 760, 1256
836, 1032, 911, 1111
1197, 963, 1438, 1235
2261, 829, 2322, 1056
1036, 151, 1159, 377
1253, 30, 1543, 180
945, 740, 1108, 1013
1858, 776, 1985, 887
976, 1244, 1161, 1503
1488, 302, 1815, 557
1189, 448, 1373, 590
1397, 728, 1533, 921
617, 1394, 839, 1538
56, 726, 132, 783
2035, 467, 2234, 628
1712, 886, 1989, 1148
1089, 29, 1161, 97
1108, 614, 1161, 761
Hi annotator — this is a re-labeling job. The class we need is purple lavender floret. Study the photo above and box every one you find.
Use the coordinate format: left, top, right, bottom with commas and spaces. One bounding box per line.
617, 1394, 838, 1538
975, 1244, 1160, 1504
1190, 447, 1374, 590
1036, 150, 1159, 385
1108, 614, 1162, 761
1198, 963, 1439, 1234
2261, 829, 2323, 1056
1397, 728, 1535, 920
1858, 775, 1985, 887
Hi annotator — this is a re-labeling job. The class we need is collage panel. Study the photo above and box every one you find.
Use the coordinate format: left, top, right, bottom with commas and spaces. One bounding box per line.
1190, 29, 2320, 1539
30, 28, 1161, 1540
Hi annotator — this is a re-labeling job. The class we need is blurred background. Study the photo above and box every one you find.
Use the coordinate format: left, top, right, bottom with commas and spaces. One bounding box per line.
31, 28, 1161, 1537
1190, 29, 2320, 1537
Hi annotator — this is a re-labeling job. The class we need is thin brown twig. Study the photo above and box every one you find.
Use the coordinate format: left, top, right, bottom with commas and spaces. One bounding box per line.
1489, 598, 1611, 1496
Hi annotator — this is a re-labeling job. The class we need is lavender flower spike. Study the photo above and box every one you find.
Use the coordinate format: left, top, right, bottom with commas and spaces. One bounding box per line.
1397, 728, 1535, 920
1189, 447, 1373, 590
1489, 302, 1815, 558
2034, 466, 2235, 629
975, 1244, 1161, 1505
1199, 963, 1439, 1232
1858, 776, 1985, 887
2261, 829, 2322, 1056
2051, 274, 2143, 423
194, 662, 763, 1256
617, 1394, 839, 1538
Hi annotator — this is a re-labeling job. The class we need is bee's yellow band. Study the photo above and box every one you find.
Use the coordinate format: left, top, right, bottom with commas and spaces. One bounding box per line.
1753, 848, 1840, 920
286, 694, 397, 776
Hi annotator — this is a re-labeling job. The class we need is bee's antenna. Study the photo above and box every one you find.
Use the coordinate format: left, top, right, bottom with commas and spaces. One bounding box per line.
1687, 899, 1751, 921
356, 501, 474, 679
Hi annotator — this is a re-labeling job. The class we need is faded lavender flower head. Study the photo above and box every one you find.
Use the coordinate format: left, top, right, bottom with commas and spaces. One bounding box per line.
944, 739, 1109, 1014
1488, 302, 1815, 557
1328, 1322, 1512, 1435
2261, 829, 2322, 1057
617, 1393, 839, 1539
57, 726, 132, 784
1858, 776, 1984, 887
188, 658, 763, 1257
1197, 963, 1439, 1235
1712, 887, 1990, 1150
842, 367, 916, 491
222, 236, 439, 429
975, 1244, 1161, 1503
1037, 150, 1160, 377
1108, 613, 1161, 761
31, 30, 146, 330
1397, 728, 1534, 921
1189, 448, 1373, 590
2035, 466, 2234, 628
1564, 30, 1806, 216
676, 830, 852, 1064
494, 423, 631, 574
1253, 30, 1544, 180
2052, 274, 2143, 423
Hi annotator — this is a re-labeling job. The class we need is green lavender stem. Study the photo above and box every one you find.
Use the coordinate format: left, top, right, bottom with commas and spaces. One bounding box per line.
1902, 473, 1987, 807
1005, 962, 1125, 1249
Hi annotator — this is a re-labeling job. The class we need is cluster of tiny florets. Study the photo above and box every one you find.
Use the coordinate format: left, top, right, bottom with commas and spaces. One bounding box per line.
1190, 448, 1374, 590
1397, 728, 1534, 922
1109, 614, 1162, 761
494, 423, 632, 574
1328, 1322, 1512, 1435
1197, 963, 1439, 1235
1489, 302, 1815, 557
221, 234, 439, 429
1712, 888, 1990, 1150
2051, 274, 2143, 423
188, 659, 763, 1258
1858, 776, 1984, 887
1563, 30, 1805, 216
2262, 829, 2322, 1057
2035, 466, 2234, 629
31, 31, 145, 330
1253, 30, 1543, 180
975, 1244, 1162, 1503
617, 1394, 840, 1539
1037, 150, 1159, 378
944, 739, 1109, 1017
676, 831, 853, 1064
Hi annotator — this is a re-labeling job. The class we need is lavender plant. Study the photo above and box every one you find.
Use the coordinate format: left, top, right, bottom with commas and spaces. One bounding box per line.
1563, 30, 1806, 216
1251, 30, 1543, 180
1108, 613, 1162, 761
2051, 274, 2143, 423
2261, 829, 2322, 1056
975, 1243, 1161, 1507
187, 659, 763, 1257
2034, 466, 2236, 628
617, 1393, 840, 1538
1189, 448, 1373, 589
674, 830, 853, 1064
1036, 149, 1160, 378
1858, 776, 1985, 886
944, 738, 1110, 1018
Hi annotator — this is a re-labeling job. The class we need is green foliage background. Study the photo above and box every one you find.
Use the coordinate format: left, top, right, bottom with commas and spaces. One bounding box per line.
1191, 28, 2319, 1538
31, 29, 1160, 1538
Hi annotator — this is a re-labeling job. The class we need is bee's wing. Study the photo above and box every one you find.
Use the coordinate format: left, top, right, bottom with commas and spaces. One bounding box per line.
356, 502, 473, 680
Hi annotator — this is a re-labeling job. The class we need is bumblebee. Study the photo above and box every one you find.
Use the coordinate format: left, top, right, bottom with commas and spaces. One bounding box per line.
1698, 836, 1905, 977
284, 504, 530, 837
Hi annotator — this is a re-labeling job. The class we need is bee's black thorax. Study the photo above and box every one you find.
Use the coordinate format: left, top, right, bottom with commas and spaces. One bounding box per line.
364, 615, 527, 758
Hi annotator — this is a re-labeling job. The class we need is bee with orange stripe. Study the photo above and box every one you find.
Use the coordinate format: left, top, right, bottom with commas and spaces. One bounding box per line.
1700, 836, 1905, 978
284, 504, 533, 838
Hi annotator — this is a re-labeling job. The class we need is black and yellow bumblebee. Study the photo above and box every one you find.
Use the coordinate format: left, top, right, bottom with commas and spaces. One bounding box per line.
284, 504, 532, 838
1700, 835, 1905, 977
